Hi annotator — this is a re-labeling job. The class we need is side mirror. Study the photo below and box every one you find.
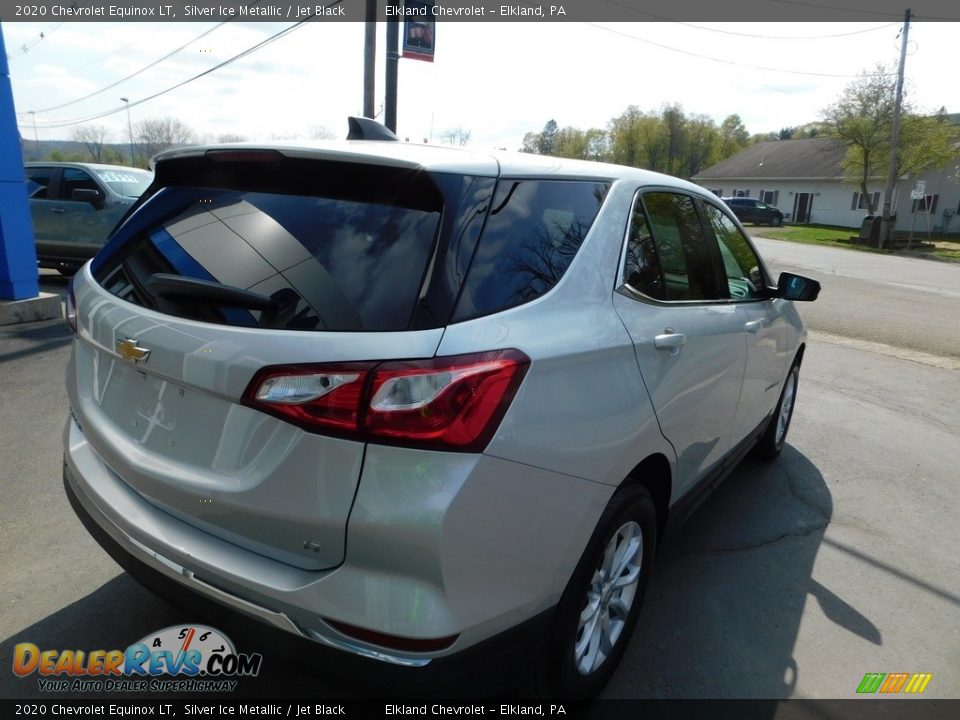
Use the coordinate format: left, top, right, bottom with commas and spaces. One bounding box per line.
776, 272, 820, 302
71, 188, 103, 208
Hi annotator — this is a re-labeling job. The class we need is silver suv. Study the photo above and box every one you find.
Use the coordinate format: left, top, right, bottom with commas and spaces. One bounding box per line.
62, 120, 819, 697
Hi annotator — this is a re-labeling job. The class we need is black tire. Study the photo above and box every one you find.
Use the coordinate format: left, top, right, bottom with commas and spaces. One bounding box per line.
535, 484, 657, 698
770, 214, 783, 227
754, 361, 800, 460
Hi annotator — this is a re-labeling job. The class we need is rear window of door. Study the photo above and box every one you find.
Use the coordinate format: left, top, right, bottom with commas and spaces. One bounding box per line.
25, 167, 56, 199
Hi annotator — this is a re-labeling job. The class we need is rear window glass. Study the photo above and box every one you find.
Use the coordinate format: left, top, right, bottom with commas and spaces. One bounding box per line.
94, 183, 442, 332
93, 167, 153, 198
453, 180, 609, 321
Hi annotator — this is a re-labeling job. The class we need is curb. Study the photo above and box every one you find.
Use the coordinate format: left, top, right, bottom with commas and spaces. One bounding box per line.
0, 292, 62, 326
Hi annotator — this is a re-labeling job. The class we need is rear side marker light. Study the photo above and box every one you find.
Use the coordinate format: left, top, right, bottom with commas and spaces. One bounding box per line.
241, 350, 530, 453
324, 618, 458, 654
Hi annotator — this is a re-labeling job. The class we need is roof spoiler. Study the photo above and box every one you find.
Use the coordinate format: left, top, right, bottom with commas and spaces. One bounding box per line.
347, 116, 399, 142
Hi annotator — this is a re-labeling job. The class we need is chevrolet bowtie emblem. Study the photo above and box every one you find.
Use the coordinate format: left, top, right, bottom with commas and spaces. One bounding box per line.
116, 338, 151, 363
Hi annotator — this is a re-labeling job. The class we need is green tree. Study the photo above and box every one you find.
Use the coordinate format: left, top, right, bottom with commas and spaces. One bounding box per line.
821, 64, 956, 215
520, 119, 559, 154
553, 126, 608, 160
538, 119, 559, 155
719, 114, 749, 158
608, 106, 668, 171
683, 113, 720, 178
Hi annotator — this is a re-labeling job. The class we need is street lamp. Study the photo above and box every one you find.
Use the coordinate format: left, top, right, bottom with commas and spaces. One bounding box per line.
27, 110, 38, 160
120, 97, 134, 166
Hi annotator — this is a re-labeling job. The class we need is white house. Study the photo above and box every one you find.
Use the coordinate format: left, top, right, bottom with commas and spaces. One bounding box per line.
692, 138, 960, 234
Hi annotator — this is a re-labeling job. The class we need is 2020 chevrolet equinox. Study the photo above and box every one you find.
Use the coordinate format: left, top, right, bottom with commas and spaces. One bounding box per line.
63, 118, 819, 697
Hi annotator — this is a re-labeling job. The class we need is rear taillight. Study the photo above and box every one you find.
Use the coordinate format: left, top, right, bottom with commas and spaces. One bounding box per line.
365, 351, 529, 451
242, 350, 529, 453
65, 278, 77, 334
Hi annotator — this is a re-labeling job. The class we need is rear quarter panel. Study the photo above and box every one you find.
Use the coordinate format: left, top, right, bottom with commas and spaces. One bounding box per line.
436, 180, 677, 490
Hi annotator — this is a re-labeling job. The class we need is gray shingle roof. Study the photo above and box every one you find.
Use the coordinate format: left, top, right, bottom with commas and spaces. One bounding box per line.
694, 138, 847, 181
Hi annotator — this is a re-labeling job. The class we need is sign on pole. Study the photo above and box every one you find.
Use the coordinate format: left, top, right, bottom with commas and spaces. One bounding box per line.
402, 0, 436, 62
910, 180, 926, 200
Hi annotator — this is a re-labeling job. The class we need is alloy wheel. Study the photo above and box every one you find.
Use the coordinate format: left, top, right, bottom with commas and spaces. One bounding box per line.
776, 372, 797, 445
574, 521, 643, 676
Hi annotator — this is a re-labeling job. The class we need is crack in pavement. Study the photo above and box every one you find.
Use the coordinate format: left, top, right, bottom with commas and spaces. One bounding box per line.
778, 463, 831, 522
665, 521, 829, 561
663, 464, 831, 562
805, 377, 958, 434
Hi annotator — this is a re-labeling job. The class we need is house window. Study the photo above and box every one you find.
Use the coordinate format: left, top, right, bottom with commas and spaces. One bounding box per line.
709, 188, 723, 197
760, 190, 779, 206
732, 189, 750, 198
851, 191, 881, 211
911, 195, 939, 214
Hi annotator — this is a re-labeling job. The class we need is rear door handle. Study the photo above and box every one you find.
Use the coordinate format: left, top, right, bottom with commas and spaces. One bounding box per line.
654, 331, 686, 350
51, 208, 66, 214
744, 319, 764, 334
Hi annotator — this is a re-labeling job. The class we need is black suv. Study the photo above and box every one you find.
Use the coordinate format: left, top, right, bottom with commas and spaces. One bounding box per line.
723, 197, 784, 227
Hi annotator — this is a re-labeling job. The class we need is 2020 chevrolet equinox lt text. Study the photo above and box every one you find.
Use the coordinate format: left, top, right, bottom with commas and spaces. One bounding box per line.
63, 118, 819, 697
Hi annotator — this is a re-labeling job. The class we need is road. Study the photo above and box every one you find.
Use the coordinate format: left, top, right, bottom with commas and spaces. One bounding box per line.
752, 237, 960, 360
2, 247, 959, 702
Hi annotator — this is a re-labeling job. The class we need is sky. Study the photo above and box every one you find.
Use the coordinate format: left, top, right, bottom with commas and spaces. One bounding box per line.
5, 20, 960, 152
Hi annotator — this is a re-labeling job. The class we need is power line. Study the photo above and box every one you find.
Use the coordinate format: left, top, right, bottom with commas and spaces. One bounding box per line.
31, 3, 344, 130
585, 23, 899, 79
32, 21, 232, 113
5, 23, 65, 61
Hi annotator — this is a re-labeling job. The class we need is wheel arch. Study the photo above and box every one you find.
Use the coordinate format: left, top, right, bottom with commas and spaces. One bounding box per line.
620, 453, 672, 546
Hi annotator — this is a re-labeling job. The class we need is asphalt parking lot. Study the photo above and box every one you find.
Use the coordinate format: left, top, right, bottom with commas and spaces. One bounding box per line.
1, 258, 958, 701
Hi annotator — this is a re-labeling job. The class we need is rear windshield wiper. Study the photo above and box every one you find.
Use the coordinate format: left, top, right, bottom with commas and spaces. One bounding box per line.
146, 273, 274, 310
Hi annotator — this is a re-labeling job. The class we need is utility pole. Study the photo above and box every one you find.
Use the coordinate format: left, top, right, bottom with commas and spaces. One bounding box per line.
27, 110, 38, 160
880, 8, 911, 249
384, 15, 399, 132
363, 0, 376, 118
120, 97, 134, 166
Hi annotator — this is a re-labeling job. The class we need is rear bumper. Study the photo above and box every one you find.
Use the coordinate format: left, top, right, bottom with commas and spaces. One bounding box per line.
63, 461, 553, 684
63, 411, 609, 668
